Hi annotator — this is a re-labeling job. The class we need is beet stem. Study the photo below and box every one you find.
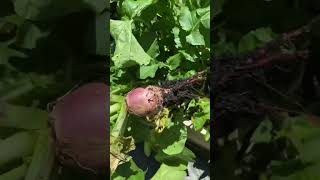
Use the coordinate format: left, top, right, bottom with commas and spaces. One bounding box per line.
110, 103, 121, 115
111, 114, 118, 122
111, 100, 128, 138
111, 95, 125, 103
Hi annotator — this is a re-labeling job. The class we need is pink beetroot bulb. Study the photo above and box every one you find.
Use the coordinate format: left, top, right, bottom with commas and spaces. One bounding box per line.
50, 82, 109, 172
125, 86, 168, 117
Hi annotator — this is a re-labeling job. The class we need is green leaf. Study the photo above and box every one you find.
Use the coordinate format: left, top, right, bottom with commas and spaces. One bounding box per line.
151, 163, 187, 180
179, 6, 206, 45
250, 118, 273, 144
147, 39, 160, 58
186, 29, 205, 45
238, 27, 275, 53
122, 0, 157, 19
167, 70, 196, 81
126, 116, 151, 143
112, 159, 145, 180
139, 64, 159, 79
188, 98, 210, 131
299, 138, 320, 162
278, 115, 320, 162
193, 112, 209, 131
269, 160, 305, 177
196, 6, 210, 29
204, 130, 210, 141
111, 19, 152, 68
238, 34, 257, 53
155, 147, 195, 165
179, 6, 195, 31
15, 23, 49, 49
13, 0, 106, 20
166, 53, 182, 70
157, 115, 188, 155
213, 34, 237, 56
179, 50, 195, 62
271, 163, 320, 180
254, 27, 274, 42
172, 27, 182, 48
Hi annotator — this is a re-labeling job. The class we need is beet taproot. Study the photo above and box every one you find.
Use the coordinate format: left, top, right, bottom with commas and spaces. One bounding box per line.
50, 82, 108, 173
125, 72, 206, 117
125, 86, 169, 117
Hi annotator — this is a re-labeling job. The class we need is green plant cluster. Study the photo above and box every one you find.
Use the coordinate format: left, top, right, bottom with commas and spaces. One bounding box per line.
214, 0, 320, 179
110, 0, 210, 179
0, 0, 107, 179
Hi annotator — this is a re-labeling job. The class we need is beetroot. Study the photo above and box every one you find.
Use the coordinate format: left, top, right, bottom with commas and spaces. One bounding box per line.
125, 86, 169, 117
50, 82, 108, 173
125, 72, 206, 117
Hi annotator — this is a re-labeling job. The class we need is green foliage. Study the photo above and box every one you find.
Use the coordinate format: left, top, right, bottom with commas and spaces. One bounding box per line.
214, 0, 320, 180
112, 159, 145, 180
155, 147, 196, 165
188, 98, 210, 132
0, 0, 108, 179
111, 0, 210, 82
268, 115, 320, 180
151, 163, 187, 180
110, 19, 152, 68
13, 0, 106, 20
238, 28, 276, 53
110, 0, 210, 179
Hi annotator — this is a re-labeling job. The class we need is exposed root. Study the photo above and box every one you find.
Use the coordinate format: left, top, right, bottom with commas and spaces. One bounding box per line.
161, 71, 207, 107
